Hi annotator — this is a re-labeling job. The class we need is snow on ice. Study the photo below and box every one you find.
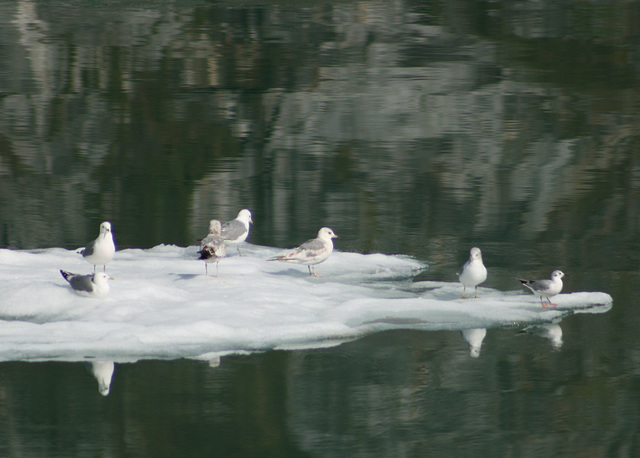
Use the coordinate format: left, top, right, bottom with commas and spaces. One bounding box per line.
0, 244, 612, 364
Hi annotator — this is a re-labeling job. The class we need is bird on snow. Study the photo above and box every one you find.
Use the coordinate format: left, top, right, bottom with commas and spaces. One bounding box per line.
268, 227, 338, 277
518, 270, 564, 307
457, 247, 487, 298
81, 221, 116, 273
221, 209, 253, 255
60, 270, 113, 298
198, 219, 227, 276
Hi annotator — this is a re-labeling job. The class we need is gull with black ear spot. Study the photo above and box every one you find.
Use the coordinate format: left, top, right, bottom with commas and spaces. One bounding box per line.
518, 270, 565, 307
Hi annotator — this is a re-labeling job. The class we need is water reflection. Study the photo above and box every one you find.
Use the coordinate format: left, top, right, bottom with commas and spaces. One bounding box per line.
460, 328, 487, 358
520, 323, 563, 350
88, 360, 115, 396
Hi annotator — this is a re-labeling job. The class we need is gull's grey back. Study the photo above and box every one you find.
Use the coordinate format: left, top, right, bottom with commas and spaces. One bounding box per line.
221, 219, 246, 240
70, 275, 94, 292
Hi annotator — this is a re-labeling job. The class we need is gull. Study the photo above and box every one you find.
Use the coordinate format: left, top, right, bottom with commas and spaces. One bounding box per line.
60, 270, 113, 298
221, 209, 253, 255
518, 270, 564, 307
268, 227, 338, 277
457, 247, 487, 298
81, 221, 116, 273
198, 219, 227, 276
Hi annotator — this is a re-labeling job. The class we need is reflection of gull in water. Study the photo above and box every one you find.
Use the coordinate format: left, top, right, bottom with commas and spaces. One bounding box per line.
198, 220, 226, 276
518, 270, 564, 307
461, 328, 487, 358
221, 209, 253, 255
521, 324, 563, 350
60, 270, 113, 297
268, 227, 338, 276
81, 222, 116, 273
89, 361, 115, 396
457, 247, 487, 298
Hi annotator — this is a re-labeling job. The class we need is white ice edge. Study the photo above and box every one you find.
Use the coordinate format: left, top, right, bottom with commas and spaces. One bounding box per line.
0, 244, 612, 363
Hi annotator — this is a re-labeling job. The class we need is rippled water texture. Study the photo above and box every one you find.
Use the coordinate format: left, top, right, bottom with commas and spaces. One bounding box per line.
1, 0, 639, 456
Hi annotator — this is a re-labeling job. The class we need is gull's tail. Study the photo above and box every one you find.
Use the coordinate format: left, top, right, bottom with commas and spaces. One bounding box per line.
518, 279, 534, 291
60, 270, 74, 283
198, 247, 218, 261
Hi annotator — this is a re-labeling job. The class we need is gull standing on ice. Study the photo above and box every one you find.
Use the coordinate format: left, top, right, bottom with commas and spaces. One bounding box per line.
221, 209, 253, 255
81, 221, 115, 273
198, 219, 227, 276
268, 227, 338, 277
60, 270, 113, 298
519, 270, 564, 307
457, 247, 487, 298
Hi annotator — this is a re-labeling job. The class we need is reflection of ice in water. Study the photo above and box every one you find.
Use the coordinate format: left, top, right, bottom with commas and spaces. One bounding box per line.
521, 324, 563, 350
89, 361, 115, 396
461, 328, 487, 358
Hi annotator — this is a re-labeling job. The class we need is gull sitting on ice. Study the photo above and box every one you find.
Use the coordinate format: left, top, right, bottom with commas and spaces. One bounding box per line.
81, 221, 116, 273
457, 247, 487, 298
518, 270, 564, 307
198, 219, 227, 276
60, 270, 113, 298
268, 227, 338, 277
221, 209, 253, 255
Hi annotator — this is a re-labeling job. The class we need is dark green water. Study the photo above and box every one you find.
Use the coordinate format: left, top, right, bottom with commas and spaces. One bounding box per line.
1, 0, 639, 456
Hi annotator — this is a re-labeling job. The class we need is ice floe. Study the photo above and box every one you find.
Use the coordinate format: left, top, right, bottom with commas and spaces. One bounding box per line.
0, 244, 612, 364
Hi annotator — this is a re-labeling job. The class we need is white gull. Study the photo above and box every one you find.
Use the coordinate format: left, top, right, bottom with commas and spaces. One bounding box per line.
268, 227, 338, 277
81, 221, 115, 273
60, 270, 113, 298
457, 247, 487, 298
221, 209, 253, 255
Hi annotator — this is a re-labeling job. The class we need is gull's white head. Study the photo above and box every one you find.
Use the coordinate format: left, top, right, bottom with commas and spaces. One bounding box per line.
208, 219, 222, 235
100, 222, 112, 234
469, 247, 482, 261
551, 270, 564, 280
237, 209, 253, 224
318, 227, 338, 240
93, 272, 113, 285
